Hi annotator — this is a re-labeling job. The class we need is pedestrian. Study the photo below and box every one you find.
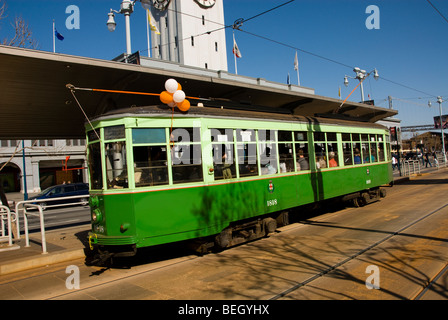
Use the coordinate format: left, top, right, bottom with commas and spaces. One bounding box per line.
424, 152, 432, 168
392, 155, 398, 171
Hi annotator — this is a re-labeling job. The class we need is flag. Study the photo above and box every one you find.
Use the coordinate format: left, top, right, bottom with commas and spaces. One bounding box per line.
287, 73, 290, 85
233, 36, 242, 58
338, 86, 341, 99
294, 52, 299, 71
55, 28, 64, 41
147, 9, 160, 35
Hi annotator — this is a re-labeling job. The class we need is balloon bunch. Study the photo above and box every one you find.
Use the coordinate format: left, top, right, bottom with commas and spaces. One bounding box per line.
160, 79, 191, 112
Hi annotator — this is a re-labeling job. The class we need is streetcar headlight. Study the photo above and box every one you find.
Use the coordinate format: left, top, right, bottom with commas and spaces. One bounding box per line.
89, 195, 99, 208
92, 209, 103, 223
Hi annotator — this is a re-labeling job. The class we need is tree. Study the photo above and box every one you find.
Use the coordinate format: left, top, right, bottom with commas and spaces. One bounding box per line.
0, 0, 38, 49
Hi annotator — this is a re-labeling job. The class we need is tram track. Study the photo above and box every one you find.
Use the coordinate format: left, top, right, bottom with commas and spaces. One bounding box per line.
412, 262, 448, 300
269, 201, 448, 300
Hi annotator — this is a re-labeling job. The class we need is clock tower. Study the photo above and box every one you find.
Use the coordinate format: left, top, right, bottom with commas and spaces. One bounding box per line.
150, 0, 227, 71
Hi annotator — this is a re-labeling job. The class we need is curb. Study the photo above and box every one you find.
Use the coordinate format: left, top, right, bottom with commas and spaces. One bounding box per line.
0, 249, 86, 276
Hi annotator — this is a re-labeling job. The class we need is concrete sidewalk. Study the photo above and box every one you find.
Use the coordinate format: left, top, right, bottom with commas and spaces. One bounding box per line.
0, 224, 90, 275
0, 165, 446, 276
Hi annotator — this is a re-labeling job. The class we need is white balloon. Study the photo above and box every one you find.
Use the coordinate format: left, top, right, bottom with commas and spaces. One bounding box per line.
173, 90, 186, 103
165, 79, 178, 94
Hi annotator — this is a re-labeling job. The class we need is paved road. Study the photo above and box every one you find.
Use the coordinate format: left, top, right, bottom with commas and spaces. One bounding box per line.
19, 205, 90, 232
1, 171, 447, 302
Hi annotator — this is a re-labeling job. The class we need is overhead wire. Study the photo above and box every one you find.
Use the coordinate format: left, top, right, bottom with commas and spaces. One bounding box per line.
426, 0, 448, 25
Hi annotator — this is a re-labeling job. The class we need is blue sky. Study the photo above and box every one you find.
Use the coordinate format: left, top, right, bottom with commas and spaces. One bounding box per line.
1, 0, 447, 135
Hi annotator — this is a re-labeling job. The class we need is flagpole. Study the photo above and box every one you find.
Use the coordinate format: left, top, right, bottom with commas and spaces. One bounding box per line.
233, 31, 238, 75
297, 68, 300, 86
53, 20, 55, 53
146, 10, 151, 57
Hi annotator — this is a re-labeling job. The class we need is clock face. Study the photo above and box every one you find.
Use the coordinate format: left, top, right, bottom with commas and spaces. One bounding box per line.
194, 0, 216, 8
153, 0, 171, 11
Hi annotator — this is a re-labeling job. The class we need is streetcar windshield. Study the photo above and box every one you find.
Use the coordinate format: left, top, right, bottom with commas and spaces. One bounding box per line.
88, 143, 103, 190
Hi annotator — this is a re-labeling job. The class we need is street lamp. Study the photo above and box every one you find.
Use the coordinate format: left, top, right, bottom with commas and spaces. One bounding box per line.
436, 96, 447, 163
107, 0, 136, 56
344, 67, 379, 102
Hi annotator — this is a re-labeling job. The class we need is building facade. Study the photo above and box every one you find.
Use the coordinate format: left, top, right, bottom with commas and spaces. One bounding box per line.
0, 139, 87, 195
150, 0, 228, 71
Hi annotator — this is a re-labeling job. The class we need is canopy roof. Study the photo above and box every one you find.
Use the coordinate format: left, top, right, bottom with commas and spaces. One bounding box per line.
0, 45, 397, 139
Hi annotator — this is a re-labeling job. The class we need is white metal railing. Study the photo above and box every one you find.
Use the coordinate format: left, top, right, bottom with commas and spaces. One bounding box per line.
402, 160, 421, 176
22, 204, 47, 254
436, 154, 447, 169
0, 204, 14, 247
13, 195, 90, 254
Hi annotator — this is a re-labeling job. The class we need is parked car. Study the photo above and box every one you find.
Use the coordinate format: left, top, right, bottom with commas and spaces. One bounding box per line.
29, 183, 89, 210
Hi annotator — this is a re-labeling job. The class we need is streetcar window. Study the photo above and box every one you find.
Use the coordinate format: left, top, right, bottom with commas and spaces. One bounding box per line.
105, 141, 128, 189
212, 143, 236, 180
370, 141, 378, 163
88, 143, 103, 190
295, 143, 309, 171
212, 129, 236, 180
378, 137, 385, 162
237, 142, 258, 177
279, 143, 294, 173
132, 128, 166, 144
260, 141, 278, 175
343, 142, 353, 166
313, 132, 325, 142
354, 143, 362, 164
236, 129, 256, 142
258, 129, 277, 142
315, 142, 327, 169
211, 128, 233, 143
327, 142, 339, 167
294, 131, 307, 142
133, 146, 168, 187
104, 125, 125, 140
362, 142, 371, 163
171, 127, 201, 143
172, 144, 203, 184
342, 133, 351, 142
87, 130, 101, 142
278, 131, 292, 141
327, 132, 337, 141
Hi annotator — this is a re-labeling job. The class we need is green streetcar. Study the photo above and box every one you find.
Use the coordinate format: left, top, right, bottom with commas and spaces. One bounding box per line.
87, 105, 393, 259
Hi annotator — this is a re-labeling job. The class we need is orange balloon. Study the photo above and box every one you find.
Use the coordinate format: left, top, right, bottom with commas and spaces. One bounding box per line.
160, 91, 173, 104
177, 99, 191, 112
177, 83, 182, 91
